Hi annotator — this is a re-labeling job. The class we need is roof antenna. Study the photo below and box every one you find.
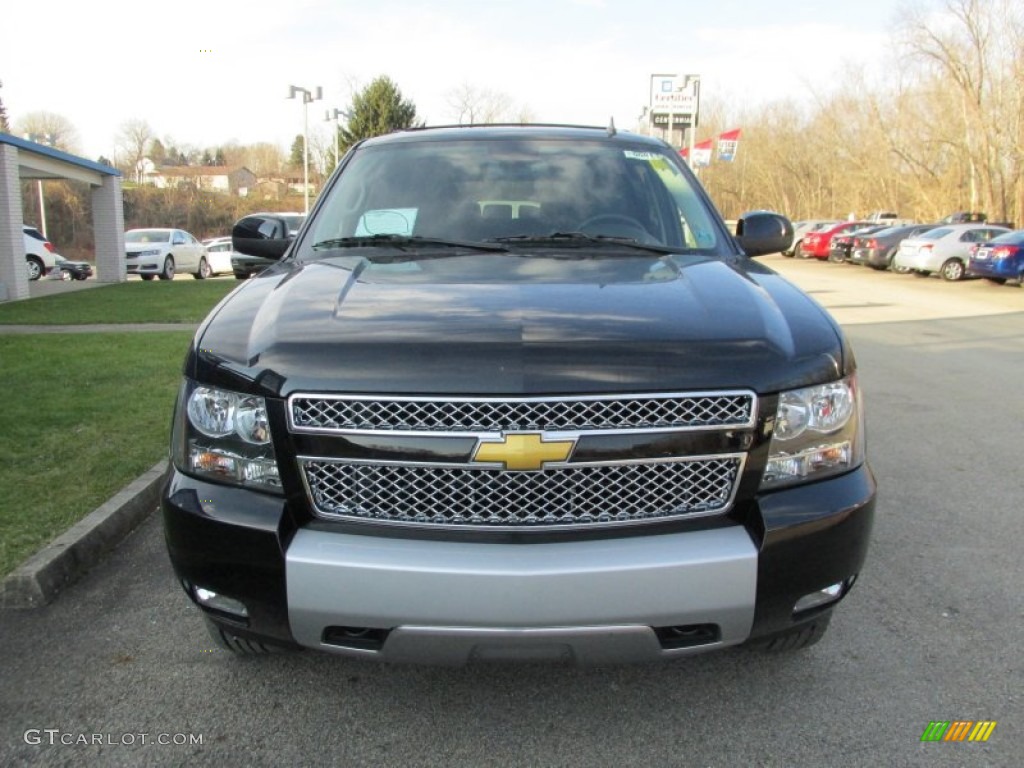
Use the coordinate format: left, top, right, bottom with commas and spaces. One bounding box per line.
607, 117, 617, 136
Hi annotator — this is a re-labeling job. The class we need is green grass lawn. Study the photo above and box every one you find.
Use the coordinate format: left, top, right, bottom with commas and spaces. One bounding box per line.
0, 332, 195, 576
0, 280, 239, 325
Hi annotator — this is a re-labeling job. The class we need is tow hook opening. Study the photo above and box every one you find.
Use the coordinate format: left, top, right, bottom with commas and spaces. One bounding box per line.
322, 626, 391, 652
653, 623, 721, 650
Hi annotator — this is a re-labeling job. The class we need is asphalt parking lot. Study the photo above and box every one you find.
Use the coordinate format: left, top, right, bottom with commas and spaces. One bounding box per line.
2, 256, 1021, 767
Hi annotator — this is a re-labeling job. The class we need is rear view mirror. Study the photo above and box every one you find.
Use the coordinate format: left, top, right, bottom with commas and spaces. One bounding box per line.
232, 215, 293, 260
735, 211, 794, 257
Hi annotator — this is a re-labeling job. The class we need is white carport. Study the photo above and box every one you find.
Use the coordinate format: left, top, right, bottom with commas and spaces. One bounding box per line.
0, 133, 125, 301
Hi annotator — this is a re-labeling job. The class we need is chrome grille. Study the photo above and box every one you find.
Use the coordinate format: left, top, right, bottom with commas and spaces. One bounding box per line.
301, 457, 742, 529
290, 393, 755, 433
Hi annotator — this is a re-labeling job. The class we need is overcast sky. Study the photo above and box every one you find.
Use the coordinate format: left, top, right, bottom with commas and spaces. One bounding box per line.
2, 0, 915, 161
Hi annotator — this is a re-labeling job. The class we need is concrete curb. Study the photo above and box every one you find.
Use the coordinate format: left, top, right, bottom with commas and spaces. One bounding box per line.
1, 460, 168, 609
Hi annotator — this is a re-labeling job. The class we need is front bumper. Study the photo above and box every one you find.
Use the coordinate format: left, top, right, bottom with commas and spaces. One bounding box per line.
161, 463, 875, 663
126, 257, 163, 274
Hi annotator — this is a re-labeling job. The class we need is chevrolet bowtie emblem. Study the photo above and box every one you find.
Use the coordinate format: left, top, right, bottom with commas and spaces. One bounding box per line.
472, 432, 576, 471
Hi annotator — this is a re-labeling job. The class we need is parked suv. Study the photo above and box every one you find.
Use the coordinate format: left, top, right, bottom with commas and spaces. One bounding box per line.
23, 225, 59, 280
162, 125, 876, 664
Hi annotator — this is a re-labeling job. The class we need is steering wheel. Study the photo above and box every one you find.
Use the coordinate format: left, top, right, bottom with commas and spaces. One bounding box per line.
577, 214, 657, 244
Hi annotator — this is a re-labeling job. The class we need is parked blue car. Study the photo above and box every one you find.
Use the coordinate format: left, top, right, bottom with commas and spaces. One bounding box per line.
967, 230, 1024, 284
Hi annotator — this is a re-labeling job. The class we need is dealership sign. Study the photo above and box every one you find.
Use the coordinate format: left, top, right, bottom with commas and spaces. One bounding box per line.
649, 74, 700, 128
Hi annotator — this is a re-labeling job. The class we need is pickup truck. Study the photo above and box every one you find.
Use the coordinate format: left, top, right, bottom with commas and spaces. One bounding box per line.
161, 125, 876, 664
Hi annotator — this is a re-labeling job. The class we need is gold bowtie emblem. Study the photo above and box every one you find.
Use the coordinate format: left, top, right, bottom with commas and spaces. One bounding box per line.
472, 432, 576, 471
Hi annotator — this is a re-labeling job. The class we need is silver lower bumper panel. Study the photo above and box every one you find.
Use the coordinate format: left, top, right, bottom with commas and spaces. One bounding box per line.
286, 527, 758, 664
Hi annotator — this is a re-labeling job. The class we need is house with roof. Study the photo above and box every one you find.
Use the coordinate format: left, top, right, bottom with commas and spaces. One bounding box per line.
141, 164, 257, 196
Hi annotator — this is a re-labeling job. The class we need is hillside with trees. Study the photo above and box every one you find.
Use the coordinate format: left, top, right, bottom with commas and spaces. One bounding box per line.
9, 0, 1023, 258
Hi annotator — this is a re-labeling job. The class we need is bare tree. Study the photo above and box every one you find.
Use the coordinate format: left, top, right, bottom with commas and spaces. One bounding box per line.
446, 83, 531, 125
14, 111, 81, 152
116, 119, 155, 183
896, 0, 1023, 222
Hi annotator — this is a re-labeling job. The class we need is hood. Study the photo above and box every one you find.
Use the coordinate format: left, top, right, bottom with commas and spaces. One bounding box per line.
194, 252, 845, 396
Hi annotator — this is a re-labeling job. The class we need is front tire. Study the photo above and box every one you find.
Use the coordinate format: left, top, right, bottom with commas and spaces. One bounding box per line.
193, 257, 210, 280
159, 256, 175, 281
940, 258, 966, 281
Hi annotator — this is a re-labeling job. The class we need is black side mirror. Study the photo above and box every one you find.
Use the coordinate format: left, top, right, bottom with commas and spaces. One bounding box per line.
735, 211, 794, 257
232, 215, 293, 260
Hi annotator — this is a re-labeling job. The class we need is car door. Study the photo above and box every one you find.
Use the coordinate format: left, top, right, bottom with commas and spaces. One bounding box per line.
172, 230, 199, 272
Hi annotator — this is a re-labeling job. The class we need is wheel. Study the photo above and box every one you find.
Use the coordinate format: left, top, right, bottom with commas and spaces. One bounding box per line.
26, 256, 44, 281
577, 214, 655, 244
193, 257, 210, 280
203, 616, 291, 656
783, 240, 800, 258
140, 274, 155, 281
827, 250, 844, 264
748, 611, 833, 653
159, 256, 175, 281
74, 274, 88, 281
887, 248, 910, 273
795, 243, 807, 259
940, 258, 965, 281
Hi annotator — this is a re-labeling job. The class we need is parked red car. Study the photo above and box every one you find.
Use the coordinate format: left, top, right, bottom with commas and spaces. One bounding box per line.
798, 221, 873, 260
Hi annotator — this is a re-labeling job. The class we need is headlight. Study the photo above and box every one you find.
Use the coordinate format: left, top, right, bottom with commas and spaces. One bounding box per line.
171, 380, 281, 492
760, 375, 864, 489
139, 248, 161, 257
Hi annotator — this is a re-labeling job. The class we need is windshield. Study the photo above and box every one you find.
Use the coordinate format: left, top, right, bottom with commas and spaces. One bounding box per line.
302, 137, 721, 258
126, 229, 171, 243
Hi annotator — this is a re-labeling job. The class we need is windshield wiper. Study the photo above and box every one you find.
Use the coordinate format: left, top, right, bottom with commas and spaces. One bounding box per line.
312, 234, 508, 252
490, 232, 682, 255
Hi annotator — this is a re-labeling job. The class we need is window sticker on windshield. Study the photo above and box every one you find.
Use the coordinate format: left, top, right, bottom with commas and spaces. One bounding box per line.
623, 150, 658, 160
355, 208, 418, 236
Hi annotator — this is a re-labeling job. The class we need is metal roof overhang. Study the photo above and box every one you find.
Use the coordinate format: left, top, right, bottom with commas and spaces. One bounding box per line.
0, 132, 120, 185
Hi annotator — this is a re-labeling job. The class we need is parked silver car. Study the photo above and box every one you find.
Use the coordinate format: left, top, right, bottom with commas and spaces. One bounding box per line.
892, 224, 1011, 280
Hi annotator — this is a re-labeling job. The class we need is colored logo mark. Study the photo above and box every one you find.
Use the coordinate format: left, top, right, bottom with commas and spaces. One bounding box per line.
920, 721, 997, 742
472, 432, 575, 471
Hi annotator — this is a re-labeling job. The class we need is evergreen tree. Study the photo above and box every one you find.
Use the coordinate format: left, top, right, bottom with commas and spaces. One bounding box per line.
289, 134, 305, 168
339, 76, 419, 153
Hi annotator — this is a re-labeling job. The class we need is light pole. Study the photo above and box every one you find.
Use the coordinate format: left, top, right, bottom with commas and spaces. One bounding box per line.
324, 107, 350, 171
287, 84, 322, 214
25, 133, 55, 237
684, 75, 701, 172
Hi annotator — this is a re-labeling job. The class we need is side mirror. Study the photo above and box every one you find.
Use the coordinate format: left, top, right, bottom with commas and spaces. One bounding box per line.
735, 211, 794, 257
232, 215, 293, 260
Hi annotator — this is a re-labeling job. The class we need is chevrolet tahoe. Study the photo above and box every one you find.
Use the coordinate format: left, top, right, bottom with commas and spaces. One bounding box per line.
161, 124, 876, 664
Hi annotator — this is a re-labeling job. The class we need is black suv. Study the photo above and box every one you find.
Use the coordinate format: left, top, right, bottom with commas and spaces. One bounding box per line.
162, 125, 875, 664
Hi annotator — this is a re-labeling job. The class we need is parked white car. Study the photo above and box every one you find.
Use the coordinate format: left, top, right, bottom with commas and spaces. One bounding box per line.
200, 236, 237, 276
893, 223, 1011, 280
23, 225, 60, 280
125, 228, 208, 280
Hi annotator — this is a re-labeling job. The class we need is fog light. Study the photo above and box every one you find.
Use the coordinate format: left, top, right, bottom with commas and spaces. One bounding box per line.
193, 586, 249, 618
793, 581, 845, 615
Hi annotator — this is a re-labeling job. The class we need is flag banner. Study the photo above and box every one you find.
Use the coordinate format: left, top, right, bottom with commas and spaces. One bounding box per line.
681, 139, 714, 167
717, 129, 741, 162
